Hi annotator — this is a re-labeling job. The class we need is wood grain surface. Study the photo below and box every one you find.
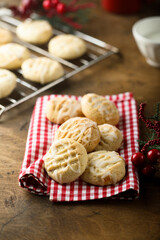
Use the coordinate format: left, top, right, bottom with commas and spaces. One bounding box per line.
0, 1, 160, 240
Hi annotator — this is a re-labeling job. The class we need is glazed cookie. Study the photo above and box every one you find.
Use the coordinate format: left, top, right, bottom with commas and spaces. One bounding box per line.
81, 93, 119, 125
46, 97, 83, 124
48, 34, 86, 60
43, 138, 88, 184
16, 20, 53, 44
81, 150, 126, 186
0, 43, 30, 69
95, 124, 123, 151
0, 69, 17, 99
0, 27, 12, 46
54, 117, 100, 153
21, 57, 64, 84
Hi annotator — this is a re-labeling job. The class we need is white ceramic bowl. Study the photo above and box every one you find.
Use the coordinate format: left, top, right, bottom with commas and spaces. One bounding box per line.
132, 16, 160, 67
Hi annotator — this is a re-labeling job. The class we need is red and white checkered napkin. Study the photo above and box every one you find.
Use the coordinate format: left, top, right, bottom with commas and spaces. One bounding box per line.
19, 92, 139, 201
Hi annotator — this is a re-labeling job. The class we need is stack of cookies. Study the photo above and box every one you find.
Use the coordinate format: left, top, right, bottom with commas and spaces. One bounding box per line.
44, 93, 126, 186
0, 19, 87, 99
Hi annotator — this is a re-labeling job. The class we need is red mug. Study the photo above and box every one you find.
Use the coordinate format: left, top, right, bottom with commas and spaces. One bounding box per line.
101, 0, 141, 14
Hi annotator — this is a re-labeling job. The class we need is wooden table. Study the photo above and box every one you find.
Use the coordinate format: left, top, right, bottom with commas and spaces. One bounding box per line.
0, 1, 160, 239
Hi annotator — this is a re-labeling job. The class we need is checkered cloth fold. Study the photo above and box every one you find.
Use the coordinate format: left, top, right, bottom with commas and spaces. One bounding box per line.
19, 92, 139, 201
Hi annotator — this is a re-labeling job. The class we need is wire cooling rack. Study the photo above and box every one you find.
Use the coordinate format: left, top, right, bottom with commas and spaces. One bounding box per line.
0, 8, 119, 117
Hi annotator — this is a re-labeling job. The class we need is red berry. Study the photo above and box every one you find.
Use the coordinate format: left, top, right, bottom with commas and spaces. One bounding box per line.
131, 152, 145, 168
142, 165, 155, 177
56, 2, 66, 14
147, 149, 160, 163
43, 0, 52, 10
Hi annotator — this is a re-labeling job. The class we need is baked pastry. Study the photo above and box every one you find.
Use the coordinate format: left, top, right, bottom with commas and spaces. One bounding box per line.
0, 43, 30, 69
81, 150, 126, 186
81, 93, 119, 125
95, 124, 123, 151
0, 69, 17, 98
48, 34, 86, 60
0, 27, 12, 46
21, 57, 64, 84
54, 117, 100, 152
16, 19, 53, 44
43, 138, 88, 184
46, 97, 84, 124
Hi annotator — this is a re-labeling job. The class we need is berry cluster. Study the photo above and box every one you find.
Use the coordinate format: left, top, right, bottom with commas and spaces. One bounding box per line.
10, 0, 95, 29
11, 0, 65, 18
131, 102, 160, 178
43, 0, 65, 14
131, 149, 160, 177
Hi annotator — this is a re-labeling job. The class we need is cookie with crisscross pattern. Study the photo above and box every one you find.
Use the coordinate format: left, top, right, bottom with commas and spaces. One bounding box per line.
44, 138, 88, 184
54, 117, 100, 152
46, 97, 83, 124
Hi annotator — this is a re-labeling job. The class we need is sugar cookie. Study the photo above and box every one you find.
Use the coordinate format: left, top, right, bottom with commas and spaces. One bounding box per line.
16, 20, 53, 44
21, 57, 64, 84
0, 27, 12, 46
95, 124, 123, 151
44, 138, 88, 184
81, 150, 126, 186
81, 93, 119, 125
0, 43, 30, 69
48, 34, 86, 60
0, 69, 17, 98
46, 97, 83, 124
54, 117, 100, 152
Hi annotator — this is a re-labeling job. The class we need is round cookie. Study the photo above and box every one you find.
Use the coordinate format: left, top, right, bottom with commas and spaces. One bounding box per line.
54, 117, 100, 153
48, 34, 86, 60
16, 20, 53, 44
0, 69, 17, 98
0, 27, 12, 46
81, 150, 126, 186
0, 43, 30, 69
81, 93, 119, 125
46, 97, 84, 124
43, 138, 88, 184
21, 57, 64, 84
95, 124, 123, 151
